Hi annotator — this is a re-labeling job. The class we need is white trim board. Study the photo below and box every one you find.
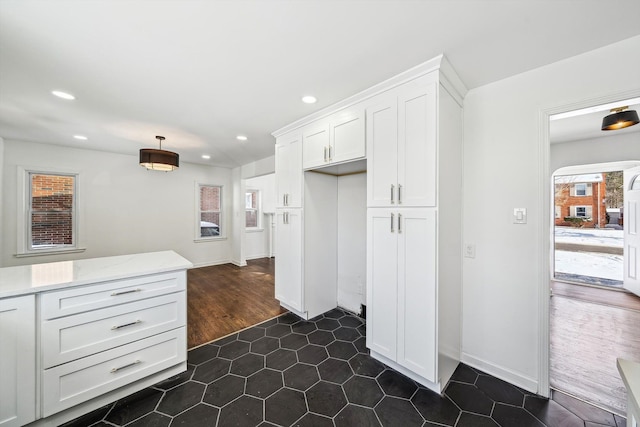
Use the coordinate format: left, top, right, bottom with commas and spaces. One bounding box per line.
461, 352, 538, 393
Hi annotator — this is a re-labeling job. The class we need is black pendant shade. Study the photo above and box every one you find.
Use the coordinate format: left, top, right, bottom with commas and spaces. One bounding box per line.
140, 136, 179, 171
601, 106, 640, 131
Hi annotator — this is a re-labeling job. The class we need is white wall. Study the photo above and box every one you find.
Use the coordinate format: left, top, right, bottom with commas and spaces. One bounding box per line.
2, 140, 233, 268
0, 137, 4, 267
336, 173, 367, 313
551, 132, 640, 172
462, 35, 640, 392
244, 173, 276, 260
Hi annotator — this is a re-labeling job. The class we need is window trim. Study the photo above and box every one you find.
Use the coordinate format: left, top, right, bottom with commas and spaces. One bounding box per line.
574, 206, 589, 218
245, 188, 262, 230
16, 167, 84, 256
195, 182, 225, 241
574, 183, 587, 196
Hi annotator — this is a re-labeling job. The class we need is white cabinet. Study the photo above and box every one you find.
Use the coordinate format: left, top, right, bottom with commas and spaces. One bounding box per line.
0, 295, 36, 427
275, 209, 303, 312
275, 133, 302, 208
367, 77, 437, 208
303, 108, 365, 170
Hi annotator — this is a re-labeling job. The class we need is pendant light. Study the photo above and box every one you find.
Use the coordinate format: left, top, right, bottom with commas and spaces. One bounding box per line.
601, 106, 640, 131
139, 136, 179, 171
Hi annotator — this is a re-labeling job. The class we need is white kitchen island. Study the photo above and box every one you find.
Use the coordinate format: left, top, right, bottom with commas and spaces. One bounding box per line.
0, 251, 192, 427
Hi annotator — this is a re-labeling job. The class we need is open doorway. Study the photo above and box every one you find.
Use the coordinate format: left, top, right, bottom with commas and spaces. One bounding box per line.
548, 98, 640, 416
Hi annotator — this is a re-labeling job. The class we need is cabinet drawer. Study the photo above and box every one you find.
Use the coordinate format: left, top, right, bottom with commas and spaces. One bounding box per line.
42, 292, 186, 368
42, 328, 186, 417
41, 271, 186, 320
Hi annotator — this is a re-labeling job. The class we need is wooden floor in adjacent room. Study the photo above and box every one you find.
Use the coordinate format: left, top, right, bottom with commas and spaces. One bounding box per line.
550, 280, 640, 416
187, 257, 286, 349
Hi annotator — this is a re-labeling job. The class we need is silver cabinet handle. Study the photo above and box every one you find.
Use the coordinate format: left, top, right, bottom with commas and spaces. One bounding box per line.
398, 184, 402, 204
324, 146, 328, 162
111, 320, 142, 330
283, 194, 286, 206
111, 289, 141, 297
328, 145, 332, 161
398, 214, 402, 233
391, 213, 395, 233
390, 184, 395, 204
285, 193, 289, 206
110, 360, 141, 373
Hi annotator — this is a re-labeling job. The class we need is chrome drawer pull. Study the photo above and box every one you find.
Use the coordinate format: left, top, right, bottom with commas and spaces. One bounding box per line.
398, 184, 402, 204
390, 184, 395, 204
110, 288, 141, 297
111, 319, 142, 330
398, 213, 402, 233
110, 360, 141, 373
391, 213, 395, 233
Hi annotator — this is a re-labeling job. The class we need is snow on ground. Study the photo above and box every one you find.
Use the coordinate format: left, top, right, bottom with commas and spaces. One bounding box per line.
555, 250, 623, 281
554, 226, 623, 248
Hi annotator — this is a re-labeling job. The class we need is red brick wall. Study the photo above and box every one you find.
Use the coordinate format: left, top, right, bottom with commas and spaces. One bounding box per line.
554, 180, 607, 227
31, 174, 74, 246
200, 186, 221, 225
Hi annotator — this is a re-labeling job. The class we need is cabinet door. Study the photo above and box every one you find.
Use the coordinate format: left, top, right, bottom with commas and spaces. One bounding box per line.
397, 81, 437, 207
331, 109, 365, 164
367, 96, 398, 207
302, 124, 330, 170
0, 295, 36, 427
275, 210, 303, 312
366, 208, 398, 360
275, 133, 302, 208
396, 209, 437, 382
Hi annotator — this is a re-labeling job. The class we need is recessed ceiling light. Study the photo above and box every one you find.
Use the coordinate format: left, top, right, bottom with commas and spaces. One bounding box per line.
73, 135, 88, 140
302, 96, 317, 104
201, 155, 211, 160
52, 90, 75, 100
236, 135, 248, 141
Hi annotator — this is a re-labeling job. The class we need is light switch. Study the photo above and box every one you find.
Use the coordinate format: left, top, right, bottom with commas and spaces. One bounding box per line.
464, 244, 476, 258
514, 208, 527, 224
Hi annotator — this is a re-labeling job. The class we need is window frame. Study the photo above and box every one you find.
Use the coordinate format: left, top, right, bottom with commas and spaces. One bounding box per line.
574, 183, 587, 196
17, 167, 83, 257
575, 206, 588, 218
195, 182, 225, 241
245, 188, 262, 230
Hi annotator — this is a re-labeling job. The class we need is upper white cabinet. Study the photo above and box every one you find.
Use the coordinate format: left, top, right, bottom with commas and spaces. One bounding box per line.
275, 132, 302, 208
303, 108, 365, 170
367, 76, 437, 208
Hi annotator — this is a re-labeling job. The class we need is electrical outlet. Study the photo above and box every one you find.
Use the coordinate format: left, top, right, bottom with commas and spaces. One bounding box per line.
464, 244, 476, 258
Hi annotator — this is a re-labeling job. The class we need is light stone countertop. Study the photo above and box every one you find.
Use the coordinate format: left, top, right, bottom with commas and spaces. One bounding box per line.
0, 251, 193, 299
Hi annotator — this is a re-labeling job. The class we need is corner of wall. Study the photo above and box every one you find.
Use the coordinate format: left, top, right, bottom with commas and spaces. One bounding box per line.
0, 136, 4, 267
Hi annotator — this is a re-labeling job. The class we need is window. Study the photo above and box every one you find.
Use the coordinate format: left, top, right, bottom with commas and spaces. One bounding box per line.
27, 172, 77, 252
574, 183, 587, 196
245, 189, 260, 229
555, 206, 561, 219
575, 206, 587, 217
197, 184, 222, 239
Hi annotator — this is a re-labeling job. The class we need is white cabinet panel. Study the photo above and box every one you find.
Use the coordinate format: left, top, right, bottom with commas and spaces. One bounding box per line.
275, 209, 303, 312
302, 124, 330, 170
331, 109, 365, 164
367, 98, 398, 207
275, 133, 302, 208
0, 295, 36, 427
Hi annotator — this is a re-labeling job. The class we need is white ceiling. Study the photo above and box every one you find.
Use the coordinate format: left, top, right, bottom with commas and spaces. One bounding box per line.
1, 1, 640, 168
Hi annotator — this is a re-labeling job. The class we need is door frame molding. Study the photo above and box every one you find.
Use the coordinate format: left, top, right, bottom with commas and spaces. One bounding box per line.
538, 88, 640, 398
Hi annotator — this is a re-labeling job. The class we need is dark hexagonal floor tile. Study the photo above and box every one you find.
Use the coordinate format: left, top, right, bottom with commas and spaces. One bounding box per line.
327, 341, 357, 360
265, 388, 307, 426
278, 312, 301, 324
297, 344, 328, 364
246, 368, 283, 399
237, 327, 265, 342
333, 326, 360, 342
203, 374, 245, 407
456, 412, 499, 427
338, 316, 363, 327
335, 405, 381, 427
125, 411, 171, 427
217, 395, 263, 426
230, 353, 264, 376
411, 388, 460, 426
156, 381, 205, 416
356, 324, 366, 336
492, 403, 545, 426
524, 395, 584, 427
218, 340, 250, 360
292, 321, 317, 335
265, 348, 297, 371
317, 358, 353, 384
475, 374, 525, 406
375, 396, 424, 427
153, 364, 195, 390
256, 318, 278, 328
251, 336, 280, 355
214, 334, 238, 346
349, 353, 385, 377
445, 382, 493, 416
292, 413, 333, 427
284, 363, 320, 391
552, 390, 617, 426
280, 332, 308, 350
265, 323, 292, 338
187, 345, 219, 365
377, 369, 417, 399
105, 387, 163, 425
323, 308, 346, 319
315, 318, 340, 331
353, 336, 368, 353
342, 376, 383, 407
192, 358, 231, 384
170, 403, 219, 427
449, 363, 478, 384
305, 381, 347, 417
308, 330, 335, 346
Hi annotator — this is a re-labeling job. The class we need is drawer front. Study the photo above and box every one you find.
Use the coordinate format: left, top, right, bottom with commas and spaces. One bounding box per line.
41, 271, 186, 320
42, 292, 186, 368
42, 327, 186, 417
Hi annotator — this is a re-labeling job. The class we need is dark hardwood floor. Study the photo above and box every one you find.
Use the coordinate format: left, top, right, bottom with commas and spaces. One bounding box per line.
187, 258, 286, 348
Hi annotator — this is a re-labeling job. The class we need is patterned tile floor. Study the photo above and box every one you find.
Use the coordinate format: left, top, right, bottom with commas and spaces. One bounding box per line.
64, 308, 627, 427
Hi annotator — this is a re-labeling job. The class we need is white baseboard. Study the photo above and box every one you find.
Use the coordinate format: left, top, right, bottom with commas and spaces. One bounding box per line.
460, 352, 538, 393
191, 259, 231, 268
245, 254, 268, 261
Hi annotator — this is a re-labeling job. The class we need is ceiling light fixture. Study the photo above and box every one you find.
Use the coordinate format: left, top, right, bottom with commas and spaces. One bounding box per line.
201, 154, 211, 160
139, 136, 179, 171
52, 90, 75, 100
236, 135, 248, 141
302, 95, 317, 104
601, 106, 640, 131
73, 135, 88, 140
